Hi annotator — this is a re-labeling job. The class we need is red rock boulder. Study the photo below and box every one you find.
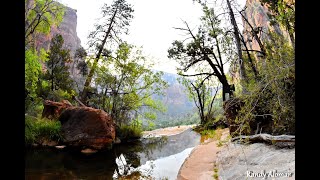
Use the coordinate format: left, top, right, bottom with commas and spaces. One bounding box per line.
58, 107, 116, 150
42, 100, 72, 120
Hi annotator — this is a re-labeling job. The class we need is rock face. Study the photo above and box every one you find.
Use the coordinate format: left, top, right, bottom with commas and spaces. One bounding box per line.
58, 107, 116, 150
216, 142, 295, 179
42, 100, 73, 120
242, 0, 287, 52
34, 3, 81, 56
33, 2, 86, 91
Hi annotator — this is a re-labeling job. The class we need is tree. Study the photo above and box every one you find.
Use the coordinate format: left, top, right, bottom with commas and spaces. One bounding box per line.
73, 47, 88, 75
42, 34, 74, 97
25, 48, 46, 111
80, 0, 134, 104
225, 0, 247, 81
90, 43, 168, 126
168, 6, 234, 102
179, 76, 219, 125
25, 0, 65, 46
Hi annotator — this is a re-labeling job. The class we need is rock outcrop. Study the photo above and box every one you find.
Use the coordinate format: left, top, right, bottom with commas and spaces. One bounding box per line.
33, 2, 86, 92
42, 100, 73, 120
34, 3, 81, 56
216, 142, 295, 179
242, 0, 288, 53
58, 107, 116, 150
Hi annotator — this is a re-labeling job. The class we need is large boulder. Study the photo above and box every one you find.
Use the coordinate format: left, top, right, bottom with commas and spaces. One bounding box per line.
42, 100, 72, 120
58, 107, 116, 150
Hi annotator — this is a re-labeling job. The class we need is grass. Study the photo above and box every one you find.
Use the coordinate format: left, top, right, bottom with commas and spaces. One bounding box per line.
200, 127, 224, 141
25, 115, 62, 145
213, 163, 219, 180
200, 129, 216, 137
117, 124, 143, 140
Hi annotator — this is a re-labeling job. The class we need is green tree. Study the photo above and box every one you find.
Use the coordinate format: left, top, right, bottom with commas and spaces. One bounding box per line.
74, 47, 88, 76
25, 48, 47, 111
91, 43, 168, 127
80, 0, 134, 104
25, 0, 65, 46
41, 34, 74, 99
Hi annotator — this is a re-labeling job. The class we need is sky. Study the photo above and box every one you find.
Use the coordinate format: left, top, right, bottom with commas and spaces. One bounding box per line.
58, 0, 246, 74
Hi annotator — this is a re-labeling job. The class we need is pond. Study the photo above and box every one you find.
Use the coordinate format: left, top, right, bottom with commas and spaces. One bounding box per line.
25, 128, 202, 180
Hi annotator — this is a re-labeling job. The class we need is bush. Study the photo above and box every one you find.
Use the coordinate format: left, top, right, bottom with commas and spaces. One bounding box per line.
117, 120, 143, 140
25, 115, 62, 145
230, 32, 295, 136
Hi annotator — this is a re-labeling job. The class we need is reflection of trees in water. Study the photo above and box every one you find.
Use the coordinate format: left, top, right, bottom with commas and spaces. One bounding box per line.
25, 129, 200, 179
138, 129, 201, 164
113, 129, 201, 178
112, 137, 168, 179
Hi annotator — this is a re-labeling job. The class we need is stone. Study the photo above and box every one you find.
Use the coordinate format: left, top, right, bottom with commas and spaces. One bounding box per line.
42, 100, 73, 120
81, 148, 98, 154
55, 145, 66, 149
58, 107, 116, 150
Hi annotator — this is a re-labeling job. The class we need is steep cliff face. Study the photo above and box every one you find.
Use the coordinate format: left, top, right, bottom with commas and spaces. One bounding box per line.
242, 0, 288, 52
33, 3, 86, 92
34, 4, 81, 56
229, 0, 290, 82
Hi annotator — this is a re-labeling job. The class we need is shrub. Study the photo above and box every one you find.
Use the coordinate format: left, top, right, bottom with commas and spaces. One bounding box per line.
25, 115, 62, 145
230, 32, 295, 136
117, 119, 143, 140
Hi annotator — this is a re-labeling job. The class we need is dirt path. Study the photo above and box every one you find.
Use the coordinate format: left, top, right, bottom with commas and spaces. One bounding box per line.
177, 128, 230, 180
142, 124, 196, 137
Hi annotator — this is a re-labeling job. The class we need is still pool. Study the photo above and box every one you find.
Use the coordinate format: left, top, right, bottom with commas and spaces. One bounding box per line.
25, 128, 202, 180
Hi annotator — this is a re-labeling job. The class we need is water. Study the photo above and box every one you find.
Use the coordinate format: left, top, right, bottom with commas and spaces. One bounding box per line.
25, 128, 201, 180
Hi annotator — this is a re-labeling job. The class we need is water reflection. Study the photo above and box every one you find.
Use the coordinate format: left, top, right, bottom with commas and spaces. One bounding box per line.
25, 128, 201, 180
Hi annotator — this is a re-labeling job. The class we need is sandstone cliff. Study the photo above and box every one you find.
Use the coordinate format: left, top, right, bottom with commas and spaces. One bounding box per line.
229, 0, 291, 82
34, 4, 81, 56
242, 0, 282, 50
32, 2, 86, 92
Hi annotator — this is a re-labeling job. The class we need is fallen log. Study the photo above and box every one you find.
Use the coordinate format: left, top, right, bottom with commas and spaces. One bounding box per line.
231, 134, 295, 148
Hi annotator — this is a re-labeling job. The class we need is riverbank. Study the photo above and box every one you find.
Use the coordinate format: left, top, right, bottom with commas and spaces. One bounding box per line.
177, 128, 230, 180
142, 124, 196, 138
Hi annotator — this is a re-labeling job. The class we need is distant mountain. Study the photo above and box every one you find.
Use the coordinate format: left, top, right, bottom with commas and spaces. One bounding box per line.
147, 71, 198, 129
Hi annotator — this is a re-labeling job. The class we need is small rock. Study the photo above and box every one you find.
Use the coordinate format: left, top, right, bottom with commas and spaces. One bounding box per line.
55, 145, 66, 149
81, 148, 98, 154
114, 137, 121, 144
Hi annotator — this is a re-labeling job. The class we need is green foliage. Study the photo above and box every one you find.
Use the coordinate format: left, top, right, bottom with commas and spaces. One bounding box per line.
42, 34, 75, 98
25, 115, 62, 145
25, 49, 42, 109
260, 0, 295, 34
200, 129, 216, 137
25, 0, 65, 44
234, 32, 295, 135
117, 119, 143, 140
91, 42, 168, 127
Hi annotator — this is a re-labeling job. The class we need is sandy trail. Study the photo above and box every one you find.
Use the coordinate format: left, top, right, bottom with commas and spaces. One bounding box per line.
177, 128, 230, 180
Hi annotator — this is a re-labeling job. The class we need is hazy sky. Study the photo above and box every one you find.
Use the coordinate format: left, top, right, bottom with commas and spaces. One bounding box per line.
59, 0, 246, 74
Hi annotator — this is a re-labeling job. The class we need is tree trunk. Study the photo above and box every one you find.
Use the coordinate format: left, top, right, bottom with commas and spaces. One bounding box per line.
231, 134, 295, 148
226, 0, 247, 81
80, 8, 118, 104
285, 19, 295, 48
